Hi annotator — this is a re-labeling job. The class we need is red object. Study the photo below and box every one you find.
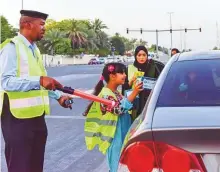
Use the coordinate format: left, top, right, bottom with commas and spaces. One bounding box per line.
119, 141, 206, 172
57, 87, 116, 108
73, 90, 115, 107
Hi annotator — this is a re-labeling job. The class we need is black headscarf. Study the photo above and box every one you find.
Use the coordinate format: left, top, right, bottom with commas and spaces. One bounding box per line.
133, 46, 149, 72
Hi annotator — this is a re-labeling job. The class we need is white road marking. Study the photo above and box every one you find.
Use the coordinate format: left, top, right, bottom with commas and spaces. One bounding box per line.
46, 116, 85, 119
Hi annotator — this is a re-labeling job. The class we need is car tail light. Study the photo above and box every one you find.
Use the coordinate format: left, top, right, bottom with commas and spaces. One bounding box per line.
118, 141, 206, 172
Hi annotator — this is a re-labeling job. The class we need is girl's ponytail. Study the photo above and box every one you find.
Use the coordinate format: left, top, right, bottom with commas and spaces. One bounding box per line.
83, 77, 104, 116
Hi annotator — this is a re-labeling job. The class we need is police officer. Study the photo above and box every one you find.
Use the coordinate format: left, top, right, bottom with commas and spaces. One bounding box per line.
0, 10, 73, 172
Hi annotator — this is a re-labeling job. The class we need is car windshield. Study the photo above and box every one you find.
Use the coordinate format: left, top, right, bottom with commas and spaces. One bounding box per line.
157, 59, 220, 107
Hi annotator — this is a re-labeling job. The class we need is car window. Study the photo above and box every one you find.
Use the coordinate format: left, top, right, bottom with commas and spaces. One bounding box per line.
157, 59, 220, 107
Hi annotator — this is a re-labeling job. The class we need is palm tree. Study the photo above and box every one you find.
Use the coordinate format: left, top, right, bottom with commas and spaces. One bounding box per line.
90, 19, 108, 34
42, 29, 67, 55
135, 39, 148, 47
68, 19, 88, 49
96, 31, 110, 49
115, 33, 120, 37
88, 19, 108, 49
130, 38, 137, 51
86, 29, 99, 51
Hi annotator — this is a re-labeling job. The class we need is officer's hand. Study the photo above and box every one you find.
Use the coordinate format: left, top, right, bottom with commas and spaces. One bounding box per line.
58, 95, 73, 110
40, 76, 63, 90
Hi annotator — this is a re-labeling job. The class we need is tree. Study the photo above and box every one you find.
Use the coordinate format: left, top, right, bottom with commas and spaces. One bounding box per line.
111, 34, 125, 55
86, 29, 99, 51
121, 37, 136, 52
41, 29, 68, 55
88, 19, 109, 50
135, 39, 148, 47
89, 19, 108, 34
149, 44, 156, 52
213, 46, 219, 50
96, 31, 110, 49
1, 16, 17, 43
68, 19, 88, 49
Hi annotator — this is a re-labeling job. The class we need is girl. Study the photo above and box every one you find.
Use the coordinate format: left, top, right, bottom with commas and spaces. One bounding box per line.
123, 45, 163, 120
84, 63, 142, 172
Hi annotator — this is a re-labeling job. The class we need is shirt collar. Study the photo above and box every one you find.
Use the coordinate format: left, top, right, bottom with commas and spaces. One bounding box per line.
18, 33, 37, 49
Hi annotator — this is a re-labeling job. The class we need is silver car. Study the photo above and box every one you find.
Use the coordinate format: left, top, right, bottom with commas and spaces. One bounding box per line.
118, 51, 220, 172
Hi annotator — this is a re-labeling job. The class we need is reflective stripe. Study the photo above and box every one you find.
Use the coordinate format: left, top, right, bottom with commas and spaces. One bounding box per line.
19, 42, 30, 77
10, 96, 49, 109
86, 118, 117, 126
0, 92, 3, 115
12, 38, 29, 77
43, 96, 49, 105
85, 131, 113, 143
84, 87, 119, 154
0, 37, 50, 118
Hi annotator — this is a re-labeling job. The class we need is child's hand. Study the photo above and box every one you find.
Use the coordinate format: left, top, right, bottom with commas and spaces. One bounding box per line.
127, 80, 143, 103
133, 79, 143, 95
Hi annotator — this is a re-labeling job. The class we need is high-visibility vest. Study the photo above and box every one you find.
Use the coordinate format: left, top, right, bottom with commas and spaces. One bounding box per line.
84, 87, 118, 155
0, 36, 50, 118
128, 64, 155, 88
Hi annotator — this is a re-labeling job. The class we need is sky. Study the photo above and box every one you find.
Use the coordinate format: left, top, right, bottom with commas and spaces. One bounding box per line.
1, 0, 220, 50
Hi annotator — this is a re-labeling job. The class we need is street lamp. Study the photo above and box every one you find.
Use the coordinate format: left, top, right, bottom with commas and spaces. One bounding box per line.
21, 0, 24, 9
167, 12, 174, 51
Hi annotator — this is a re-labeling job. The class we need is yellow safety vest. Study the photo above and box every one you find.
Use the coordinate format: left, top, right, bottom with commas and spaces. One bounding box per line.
128, 64, 145, 89
0, 36, 50, 118
84, 87, 118, 155
128, 64, 155, 86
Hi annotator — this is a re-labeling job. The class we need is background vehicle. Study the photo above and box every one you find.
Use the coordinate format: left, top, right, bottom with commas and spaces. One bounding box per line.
105, 56, 114, 64
118, 51, 220, 172
98, 57, 105, 64
126, 56, 135, 63
88, 58, 99, 65
105, 56, 120, 64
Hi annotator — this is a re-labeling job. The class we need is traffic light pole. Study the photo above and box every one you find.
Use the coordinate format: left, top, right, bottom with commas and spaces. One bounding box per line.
126, 28, 202, 56
156, 30, 159, 56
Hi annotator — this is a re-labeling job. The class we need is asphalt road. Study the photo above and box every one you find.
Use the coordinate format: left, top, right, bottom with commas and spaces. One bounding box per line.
1, 55, 170, 172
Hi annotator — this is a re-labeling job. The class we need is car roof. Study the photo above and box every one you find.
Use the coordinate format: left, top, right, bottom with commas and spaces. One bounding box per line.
177, 50, 220, 61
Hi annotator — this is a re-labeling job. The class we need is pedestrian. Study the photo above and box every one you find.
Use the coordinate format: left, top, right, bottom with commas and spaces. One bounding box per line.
0, 10, 73, 172
122, 45, 162, 121
83, 63, 143, 172
171, 48, 180, 56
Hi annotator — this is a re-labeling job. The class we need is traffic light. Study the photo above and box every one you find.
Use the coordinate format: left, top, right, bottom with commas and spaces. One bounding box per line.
185, 28, 187, 33
140, 28, 143, 34
126, 28, 129, 34
170, 29, 172, 33
199, 28, 202, 32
